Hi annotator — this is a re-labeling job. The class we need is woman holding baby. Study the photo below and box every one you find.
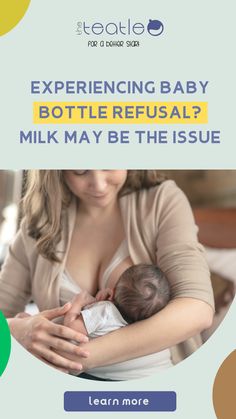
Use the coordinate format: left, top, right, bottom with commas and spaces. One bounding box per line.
0, 170, 214, 380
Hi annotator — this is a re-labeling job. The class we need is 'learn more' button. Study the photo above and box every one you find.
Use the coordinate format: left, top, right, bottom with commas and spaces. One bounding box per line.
64, 391, 176, 412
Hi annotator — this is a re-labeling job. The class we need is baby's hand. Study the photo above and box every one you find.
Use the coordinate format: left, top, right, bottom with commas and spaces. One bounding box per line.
64, 307, 79, 327
96, 288, 114, 302
64, 291, 96, 326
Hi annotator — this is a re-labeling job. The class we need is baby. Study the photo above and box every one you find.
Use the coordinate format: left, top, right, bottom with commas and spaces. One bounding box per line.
63, 264, 170, 337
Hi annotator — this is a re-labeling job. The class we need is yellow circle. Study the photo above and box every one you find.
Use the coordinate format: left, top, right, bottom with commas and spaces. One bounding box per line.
0, 0, 31, 36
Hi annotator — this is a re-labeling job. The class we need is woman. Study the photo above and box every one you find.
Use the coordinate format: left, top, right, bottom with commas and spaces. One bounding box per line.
0, 170, 214, 379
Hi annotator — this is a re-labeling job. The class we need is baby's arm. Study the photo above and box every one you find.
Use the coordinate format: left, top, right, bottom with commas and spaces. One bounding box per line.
64, 290, 96, 327
64, 313, 88, 336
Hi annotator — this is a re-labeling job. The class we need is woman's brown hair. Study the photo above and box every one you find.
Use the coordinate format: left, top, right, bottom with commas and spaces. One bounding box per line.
22, 170, 166, 261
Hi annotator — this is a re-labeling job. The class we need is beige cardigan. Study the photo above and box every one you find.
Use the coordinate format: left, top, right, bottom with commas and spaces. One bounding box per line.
0, 180, 214, 363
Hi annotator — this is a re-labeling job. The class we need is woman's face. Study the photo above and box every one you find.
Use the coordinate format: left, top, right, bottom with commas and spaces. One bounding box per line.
64, 170, 128, 207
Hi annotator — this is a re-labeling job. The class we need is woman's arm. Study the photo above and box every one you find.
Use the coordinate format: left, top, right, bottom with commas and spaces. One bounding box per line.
69, 184, 214, 371
0, 225, 32, 317
61, 297, 214, 370
1, 223, 92, 372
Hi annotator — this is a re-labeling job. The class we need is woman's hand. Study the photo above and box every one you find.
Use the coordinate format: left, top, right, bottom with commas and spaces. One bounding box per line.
15, 312, 31, 319
8, 303, 90, 373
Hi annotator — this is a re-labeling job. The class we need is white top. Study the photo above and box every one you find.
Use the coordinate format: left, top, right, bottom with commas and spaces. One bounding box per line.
102, 239, 129, 287
81, 300, 127, 337
59, 239, 173, 380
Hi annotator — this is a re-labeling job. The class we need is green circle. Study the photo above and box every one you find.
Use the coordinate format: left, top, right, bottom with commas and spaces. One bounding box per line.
0, 311, 11, 376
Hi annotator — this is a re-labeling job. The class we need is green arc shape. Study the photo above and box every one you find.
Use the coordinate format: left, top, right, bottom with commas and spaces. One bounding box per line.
0, 311, 11, 376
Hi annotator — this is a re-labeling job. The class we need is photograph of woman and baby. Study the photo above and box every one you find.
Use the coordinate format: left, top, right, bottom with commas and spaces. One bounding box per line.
0, 170, 215, 381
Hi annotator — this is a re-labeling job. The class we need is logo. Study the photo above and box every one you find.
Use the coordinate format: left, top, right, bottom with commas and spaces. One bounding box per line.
147, 20, 164, 36
76, 18, 164, 37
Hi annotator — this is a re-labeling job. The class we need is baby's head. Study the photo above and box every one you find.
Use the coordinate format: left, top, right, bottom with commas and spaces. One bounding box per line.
113, 264, 170, 324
